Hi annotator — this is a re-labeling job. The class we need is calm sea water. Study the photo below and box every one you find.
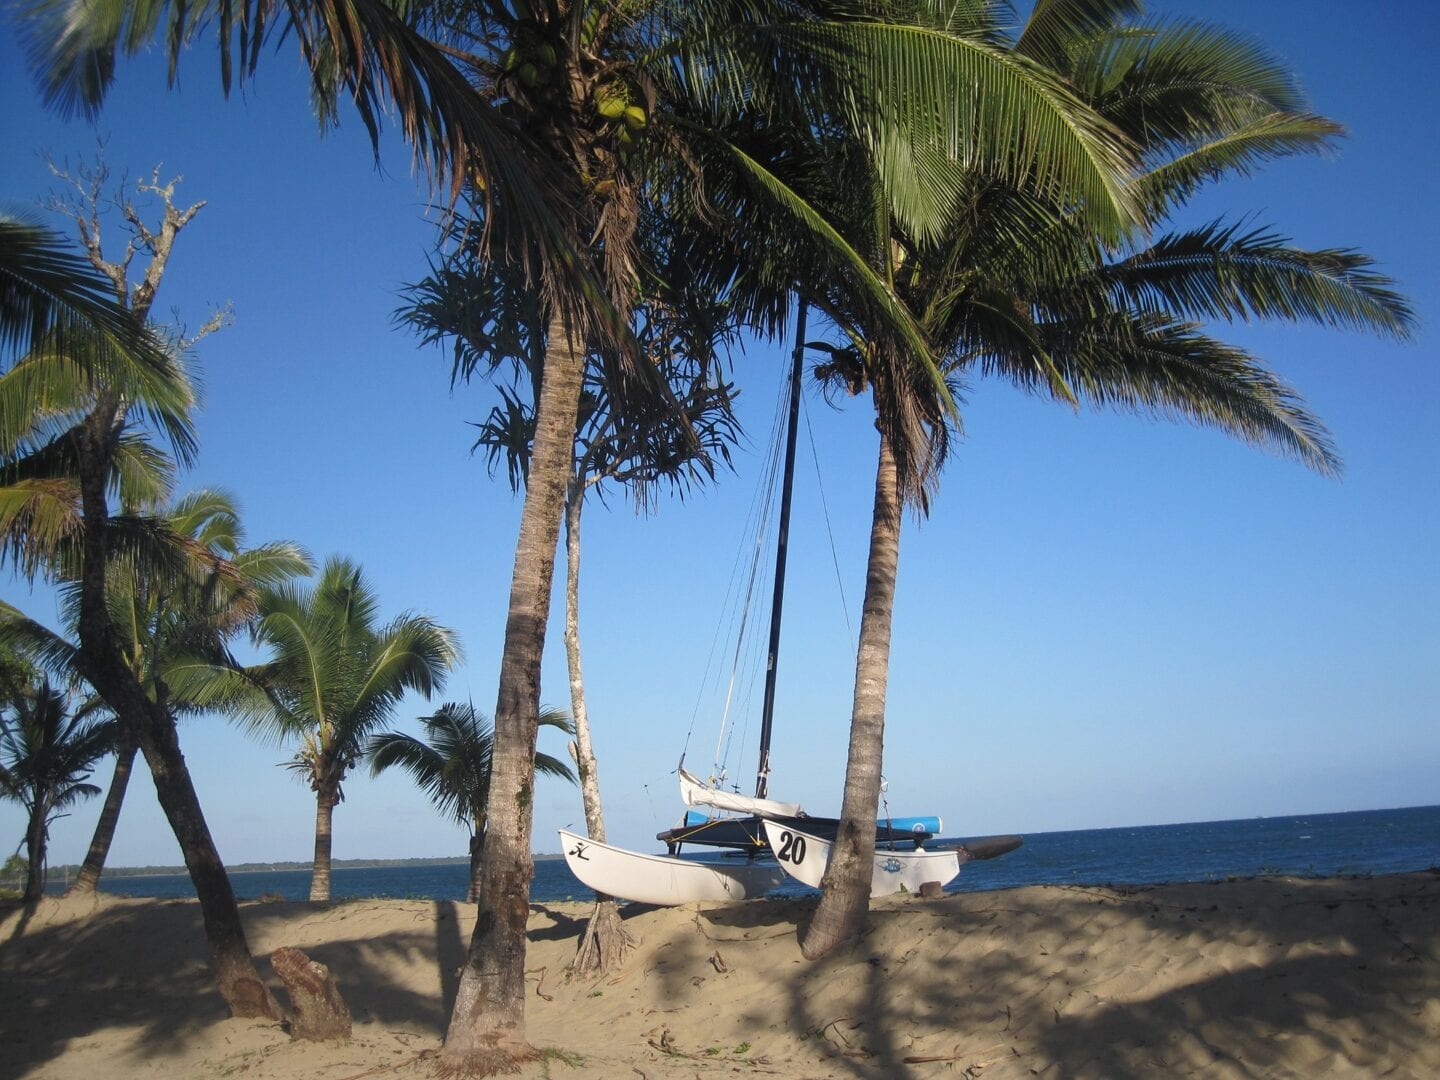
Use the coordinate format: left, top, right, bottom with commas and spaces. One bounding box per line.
74, 804, 1440, 904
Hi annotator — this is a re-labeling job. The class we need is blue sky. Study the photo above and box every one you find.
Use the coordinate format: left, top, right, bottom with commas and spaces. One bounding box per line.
2, 2, 1436, 869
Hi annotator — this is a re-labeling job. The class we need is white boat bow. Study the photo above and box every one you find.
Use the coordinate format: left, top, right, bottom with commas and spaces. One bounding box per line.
761, 820, 963, 897
559, 829, 787, 906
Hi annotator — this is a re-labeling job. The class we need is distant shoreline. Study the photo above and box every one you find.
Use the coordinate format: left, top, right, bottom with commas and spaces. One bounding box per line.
44, 854, 565, 880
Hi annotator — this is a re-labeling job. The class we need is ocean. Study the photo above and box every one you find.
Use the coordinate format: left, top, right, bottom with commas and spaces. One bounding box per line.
71, 804, 1440, 904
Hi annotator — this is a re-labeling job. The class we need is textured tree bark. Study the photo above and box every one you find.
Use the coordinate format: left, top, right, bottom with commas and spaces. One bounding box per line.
272, 946, 352, 1041
800, 431, 902, 961
67, 736, 137, 896
310, 790, 336, 902
563, 482, 635, 975
441, 316, 586, 1074
129, 688, 282, 1018
466, 832, 484, 905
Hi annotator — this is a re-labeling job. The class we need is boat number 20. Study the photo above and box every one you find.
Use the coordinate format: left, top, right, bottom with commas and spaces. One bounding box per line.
775, 830, 807, 864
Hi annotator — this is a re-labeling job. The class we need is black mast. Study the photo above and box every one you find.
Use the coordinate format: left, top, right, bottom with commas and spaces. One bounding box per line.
755, 302, 807, 800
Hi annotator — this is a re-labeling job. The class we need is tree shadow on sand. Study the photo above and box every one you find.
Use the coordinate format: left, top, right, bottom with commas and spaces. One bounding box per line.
669, 873, 1439, 1079
5, 875, 1435, 1079
0, 896, 469, 1077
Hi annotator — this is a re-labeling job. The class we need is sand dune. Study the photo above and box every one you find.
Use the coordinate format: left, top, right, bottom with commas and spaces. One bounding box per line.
3, 872, 1437, 1078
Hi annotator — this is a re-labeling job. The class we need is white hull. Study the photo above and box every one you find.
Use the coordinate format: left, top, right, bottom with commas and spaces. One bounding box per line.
761, 820, 963, 897
559, 829, 787, 906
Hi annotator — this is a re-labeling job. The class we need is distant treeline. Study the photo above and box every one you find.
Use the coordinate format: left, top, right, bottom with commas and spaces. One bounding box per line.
44, 854, 564, 880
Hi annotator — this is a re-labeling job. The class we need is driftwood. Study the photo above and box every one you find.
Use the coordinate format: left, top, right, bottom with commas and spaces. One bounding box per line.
271, 946, 351, 1042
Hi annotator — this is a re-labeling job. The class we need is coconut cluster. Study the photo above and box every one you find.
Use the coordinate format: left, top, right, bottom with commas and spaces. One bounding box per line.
592, 81, 648, 146
500, 24, 564, 92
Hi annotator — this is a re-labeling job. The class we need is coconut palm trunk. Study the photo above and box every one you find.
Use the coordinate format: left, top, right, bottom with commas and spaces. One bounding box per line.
467, 831, 485, 904
801, 430, 902, 960
310, 784, 339, 902
66, 735, 137, 896
130, 691, 280, 1017
443, 314, 586, 1071
73, 398, 280, 1019
22, 793, 48, 902
562, 477, 635, 974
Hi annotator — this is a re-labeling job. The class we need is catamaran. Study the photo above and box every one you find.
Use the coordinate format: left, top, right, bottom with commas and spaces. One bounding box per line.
560, 304, 1017, 904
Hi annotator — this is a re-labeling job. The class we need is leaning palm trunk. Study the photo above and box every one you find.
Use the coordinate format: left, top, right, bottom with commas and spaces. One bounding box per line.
801, 431, 902, 960
67, 735, 138, 896
74, 399, 280, 1019
443, 316, 587, 1072
130, 696, 282, 1018
562, 481, 635, 975
310, 787, 338, 902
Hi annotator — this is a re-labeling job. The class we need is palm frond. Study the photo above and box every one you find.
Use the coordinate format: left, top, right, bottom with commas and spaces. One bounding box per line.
367, 728, 465, 825
0, 478, 82, 575
367, 700, 574, 830
1102, 222, 1415, 339
0, 605, 83, 686
1079, 18, 1313, 141
1039, 312, 1341, 475
770, 19, 1139, 245
1134, 113, 1343, 217
0, 217, 176, 382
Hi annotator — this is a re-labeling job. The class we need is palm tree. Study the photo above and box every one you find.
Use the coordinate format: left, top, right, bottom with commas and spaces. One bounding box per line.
0, 190, 283, 1017
400, 245, 741, 969
20, 1, 1144, 1065
795, 1, 1415, 959
367, 702, 574, 902
211, 557, 459, 902
2, 490, 313, 896
0, 675, 115, 902
0, 220, 188, 578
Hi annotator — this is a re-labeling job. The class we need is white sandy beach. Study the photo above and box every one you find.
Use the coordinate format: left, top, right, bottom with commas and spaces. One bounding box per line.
3, 872, 1437, 1078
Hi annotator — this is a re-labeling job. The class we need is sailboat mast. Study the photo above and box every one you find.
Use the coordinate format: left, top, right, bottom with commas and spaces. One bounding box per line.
755, 302, 807, 800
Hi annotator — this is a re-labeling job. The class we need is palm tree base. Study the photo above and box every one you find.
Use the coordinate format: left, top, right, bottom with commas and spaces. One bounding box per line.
800, 883, 870, 961
572, 897, 634, 976
437, 1043, 541, 1077
224, 975, 286, 1020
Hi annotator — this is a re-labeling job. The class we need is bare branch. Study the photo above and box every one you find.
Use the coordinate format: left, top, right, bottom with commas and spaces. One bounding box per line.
44, 152, 130, 305
179, 303, 235, 350
125, 168, 207, 322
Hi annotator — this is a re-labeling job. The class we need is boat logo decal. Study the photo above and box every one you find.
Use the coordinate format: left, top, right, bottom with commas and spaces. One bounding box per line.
881, 858, 903, 874
569, 841, 589, 862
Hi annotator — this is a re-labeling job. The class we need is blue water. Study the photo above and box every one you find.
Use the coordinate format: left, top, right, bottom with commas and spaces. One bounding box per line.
76, 804, 1440, 904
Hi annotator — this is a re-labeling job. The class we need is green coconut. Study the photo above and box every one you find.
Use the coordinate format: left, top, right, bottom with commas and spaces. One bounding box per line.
596, 92, 628, 119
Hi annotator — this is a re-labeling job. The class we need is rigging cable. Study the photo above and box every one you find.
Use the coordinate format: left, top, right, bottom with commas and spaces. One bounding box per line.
802, 396, 856, 653
714, 364, 790, 782
678, 353, 790, 785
